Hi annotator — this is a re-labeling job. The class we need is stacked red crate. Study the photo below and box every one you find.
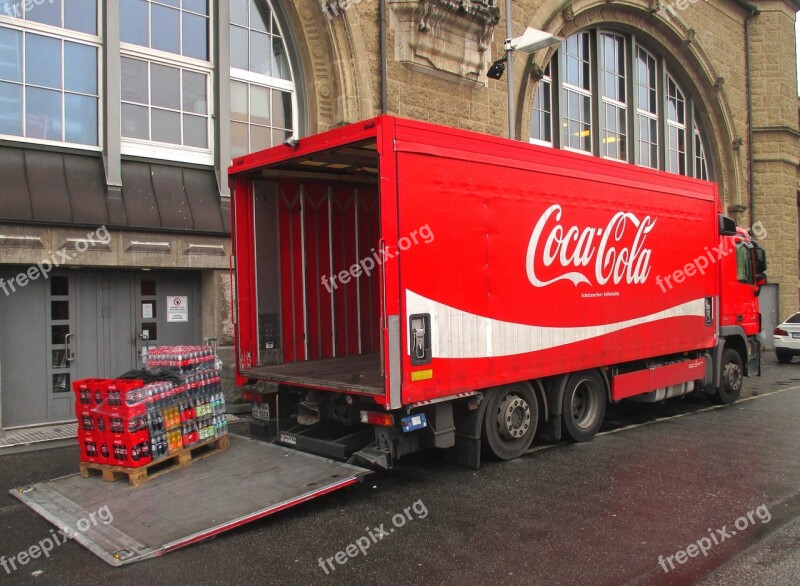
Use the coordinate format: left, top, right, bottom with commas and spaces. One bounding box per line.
73, 378, 113, 464
101, 379, 151, 467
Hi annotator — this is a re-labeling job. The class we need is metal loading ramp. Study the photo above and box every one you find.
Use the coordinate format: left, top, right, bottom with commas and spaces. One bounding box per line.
11, 435, 371, 566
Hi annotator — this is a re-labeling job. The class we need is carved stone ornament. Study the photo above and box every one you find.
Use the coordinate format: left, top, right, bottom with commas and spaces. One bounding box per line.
388, 0, 501, 86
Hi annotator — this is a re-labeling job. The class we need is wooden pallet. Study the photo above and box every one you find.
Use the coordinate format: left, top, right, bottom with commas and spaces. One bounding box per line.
79, 435, 230, 487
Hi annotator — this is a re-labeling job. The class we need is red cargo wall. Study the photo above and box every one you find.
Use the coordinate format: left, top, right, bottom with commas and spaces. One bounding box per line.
277, 181, 380, 364
393, 140, 719, 405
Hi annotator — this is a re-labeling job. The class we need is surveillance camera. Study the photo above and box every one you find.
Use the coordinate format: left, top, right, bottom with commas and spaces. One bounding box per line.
487, 56, 507, 80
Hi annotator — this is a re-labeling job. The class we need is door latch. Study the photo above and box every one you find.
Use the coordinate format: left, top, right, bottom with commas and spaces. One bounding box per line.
409, 314, 432, 366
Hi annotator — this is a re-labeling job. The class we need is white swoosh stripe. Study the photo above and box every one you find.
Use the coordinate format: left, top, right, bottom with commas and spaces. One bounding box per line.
406, 290, 706, 359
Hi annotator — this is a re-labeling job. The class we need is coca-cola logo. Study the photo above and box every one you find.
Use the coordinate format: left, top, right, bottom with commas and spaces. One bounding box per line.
526, 205, 656, 288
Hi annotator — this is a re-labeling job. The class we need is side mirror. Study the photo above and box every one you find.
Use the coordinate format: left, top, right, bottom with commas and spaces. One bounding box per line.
754, 248, 767, 274
755, 273, 767, 296
719, 215, 738, 236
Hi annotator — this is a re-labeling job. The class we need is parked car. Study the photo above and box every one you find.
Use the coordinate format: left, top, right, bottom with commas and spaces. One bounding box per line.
773, 312, 800, 363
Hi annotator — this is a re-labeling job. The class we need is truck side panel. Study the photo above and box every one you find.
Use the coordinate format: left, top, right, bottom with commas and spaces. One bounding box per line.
394, 142, 719, 405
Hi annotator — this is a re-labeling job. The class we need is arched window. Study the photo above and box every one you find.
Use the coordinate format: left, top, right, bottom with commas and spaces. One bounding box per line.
530, 29, 713, 180
229, 0, 297, 159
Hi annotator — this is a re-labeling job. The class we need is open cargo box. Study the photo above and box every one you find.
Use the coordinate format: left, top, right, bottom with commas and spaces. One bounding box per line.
231, 128, 392, 404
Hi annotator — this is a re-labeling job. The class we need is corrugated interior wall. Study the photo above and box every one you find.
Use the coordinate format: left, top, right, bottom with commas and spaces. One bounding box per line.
274, 180, 381, 364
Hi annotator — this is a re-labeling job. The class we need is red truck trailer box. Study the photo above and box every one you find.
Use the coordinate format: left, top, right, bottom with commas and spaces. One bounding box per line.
229, 116, 765, 468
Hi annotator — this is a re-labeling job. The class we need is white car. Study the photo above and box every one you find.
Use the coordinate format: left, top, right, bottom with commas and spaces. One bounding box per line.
773, 312, 800, 363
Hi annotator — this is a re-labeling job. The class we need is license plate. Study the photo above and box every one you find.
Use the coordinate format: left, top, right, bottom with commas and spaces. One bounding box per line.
279, 432, 296, 445
792, 333, 800, 339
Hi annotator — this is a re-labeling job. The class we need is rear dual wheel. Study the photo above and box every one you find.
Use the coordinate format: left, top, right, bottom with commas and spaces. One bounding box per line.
562, 370, 606, 442
482, 383, 538, 460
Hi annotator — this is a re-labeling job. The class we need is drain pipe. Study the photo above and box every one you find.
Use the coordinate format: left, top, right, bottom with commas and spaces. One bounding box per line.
379, 0, 388, 114
741, 1, 760, 225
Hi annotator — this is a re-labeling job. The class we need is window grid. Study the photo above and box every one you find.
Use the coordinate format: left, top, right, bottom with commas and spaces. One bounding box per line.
635, 46, 658, 169
121, 56, 209, 150
694, 123, 709, 181
561, 32, 592, 153
229, 0, 296, 161
0, 9, 100, 148
529, 63, 552, 146
120, 0, 210, 62
599, 32, 627, 161
538, 29, 712, 180
666, 75, 687, 175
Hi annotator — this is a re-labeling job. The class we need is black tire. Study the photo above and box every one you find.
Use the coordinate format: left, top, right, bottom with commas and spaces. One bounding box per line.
712, 348, 744, 405
776, 348, 793, 364
482, 383, 538, 460
562, 370, 606, 442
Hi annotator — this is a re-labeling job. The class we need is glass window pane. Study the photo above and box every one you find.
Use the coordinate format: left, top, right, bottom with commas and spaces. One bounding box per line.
141, 280, 156, 296
151, 64, 180, 110
51, 324, 69, 345
251, 124, 270, 151
26, 0, 61, 27
230, 121, 249, 158
250, 31, 270, 76
151, 108, 181, 144
184, 0, 208, 15
53, 374, 70, 393
272, 128, 290, 148
121, 103, 149, 140
51, 276, 68, 295
0, 1, 21, 19
65, 0, 97, 35
64, 43, 97, 95
230, 80, 248, 122
251, 1, 270, 32
183, 113, 207, 148
26, 87, 62, 140
121, 57, 148, 104
120, 0, 148, 46
65, 94, 97, 145
230, 26, 248, 70
26, 34, 62, 90
51, 300, 69, 320
182, 70, 207, 114
0, 27, 22, 83
0, 81, 22, 136
272, 36, 292, 81
182, 12, 208, 60
231, 0, 248, 26
272, 89, 292, 129
151, 4, 180, 55
250, 85, 269, 125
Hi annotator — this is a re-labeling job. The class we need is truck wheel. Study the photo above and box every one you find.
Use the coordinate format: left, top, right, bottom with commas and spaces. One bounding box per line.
713, 348, 743, 405
482, 383, 538, 460
562, 370, 606, 442
776, 348, 793, 364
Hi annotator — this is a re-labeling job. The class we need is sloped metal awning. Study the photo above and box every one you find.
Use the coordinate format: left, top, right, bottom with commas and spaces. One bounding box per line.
0, 147, 229, 234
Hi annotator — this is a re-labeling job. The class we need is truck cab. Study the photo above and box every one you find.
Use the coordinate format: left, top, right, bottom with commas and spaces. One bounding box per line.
717, 218, 768, 394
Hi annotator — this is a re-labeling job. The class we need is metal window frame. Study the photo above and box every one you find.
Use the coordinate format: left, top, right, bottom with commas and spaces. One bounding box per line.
0, 7, 103, 149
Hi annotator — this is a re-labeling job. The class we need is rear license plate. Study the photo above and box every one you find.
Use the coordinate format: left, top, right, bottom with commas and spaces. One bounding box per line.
792, 333, 800, 339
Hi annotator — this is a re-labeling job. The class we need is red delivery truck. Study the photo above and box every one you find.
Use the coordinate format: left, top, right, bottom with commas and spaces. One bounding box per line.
229, 115, 767, 469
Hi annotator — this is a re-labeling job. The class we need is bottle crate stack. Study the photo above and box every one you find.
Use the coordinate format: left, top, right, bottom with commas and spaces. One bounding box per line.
72, 345, 227, 470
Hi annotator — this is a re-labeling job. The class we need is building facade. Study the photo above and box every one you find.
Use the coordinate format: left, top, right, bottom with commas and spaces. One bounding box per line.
0, 0, 797, 429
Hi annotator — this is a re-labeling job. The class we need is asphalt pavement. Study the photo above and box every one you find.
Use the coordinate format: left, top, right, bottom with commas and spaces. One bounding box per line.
1, 355, 799, 585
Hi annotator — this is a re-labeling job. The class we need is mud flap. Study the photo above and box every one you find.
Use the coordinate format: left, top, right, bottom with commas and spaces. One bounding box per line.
11, 435, 370, 566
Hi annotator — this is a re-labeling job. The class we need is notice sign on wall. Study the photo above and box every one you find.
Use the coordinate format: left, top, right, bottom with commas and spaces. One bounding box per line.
167, 296, 189, 322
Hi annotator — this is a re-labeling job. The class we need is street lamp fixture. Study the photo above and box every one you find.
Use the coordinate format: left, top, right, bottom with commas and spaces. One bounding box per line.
488, 20, 562, 139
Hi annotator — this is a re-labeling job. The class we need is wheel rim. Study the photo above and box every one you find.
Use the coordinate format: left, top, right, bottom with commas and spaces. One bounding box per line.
571, 380, 599, 430
495, 393, 532, 441
724, 361, 743, 392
